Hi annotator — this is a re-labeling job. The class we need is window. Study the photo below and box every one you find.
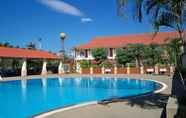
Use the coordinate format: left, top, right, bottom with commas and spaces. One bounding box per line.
85, 49, 88, 58
80, 51, 84, 57
109, 48, 113, 57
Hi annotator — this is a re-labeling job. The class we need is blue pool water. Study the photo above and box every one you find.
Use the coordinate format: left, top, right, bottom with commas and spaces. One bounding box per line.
0, 77, 161, 118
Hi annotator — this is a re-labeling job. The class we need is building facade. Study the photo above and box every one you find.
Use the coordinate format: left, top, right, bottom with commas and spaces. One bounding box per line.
75, 32, 183, 61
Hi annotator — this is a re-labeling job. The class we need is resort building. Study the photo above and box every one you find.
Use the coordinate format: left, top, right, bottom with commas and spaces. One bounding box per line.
75, 32, 182, 61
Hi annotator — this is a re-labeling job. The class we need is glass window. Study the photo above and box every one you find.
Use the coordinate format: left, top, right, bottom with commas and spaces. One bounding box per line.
109, 48, 113, 57
80, 51, 84, 57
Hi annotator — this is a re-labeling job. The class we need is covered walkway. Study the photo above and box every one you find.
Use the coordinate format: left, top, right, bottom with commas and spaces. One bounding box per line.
0, 47, 65, 78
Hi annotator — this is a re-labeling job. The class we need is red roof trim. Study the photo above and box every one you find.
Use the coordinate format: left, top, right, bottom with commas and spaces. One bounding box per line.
0, 47, 59, 59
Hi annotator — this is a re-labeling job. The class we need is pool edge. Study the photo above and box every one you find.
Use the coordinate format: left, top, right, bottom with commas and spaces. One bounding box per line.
33, 78, 168, 118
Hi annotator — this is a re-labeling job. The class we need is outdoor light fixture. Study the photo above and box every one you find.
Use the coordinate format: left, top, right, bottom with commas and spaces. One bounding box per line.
60, 32, 66, 40
60, 32, 66, 59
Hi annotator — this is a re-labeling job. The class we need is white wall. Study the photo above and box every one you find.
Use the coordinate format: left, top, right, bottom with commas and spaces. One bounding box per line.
75, 48, 116, 61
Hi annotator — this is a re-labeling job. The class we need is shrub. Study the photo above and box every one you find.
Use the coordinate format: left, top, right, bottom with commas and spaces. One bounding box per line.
80, 60, 91, 68
91, 48, 107, 64
116, 48, 133, 66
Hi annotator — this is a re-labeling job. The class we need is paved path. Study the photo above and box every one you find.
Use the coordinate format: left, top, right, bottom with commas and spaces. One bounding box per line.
31, 74, 172, 118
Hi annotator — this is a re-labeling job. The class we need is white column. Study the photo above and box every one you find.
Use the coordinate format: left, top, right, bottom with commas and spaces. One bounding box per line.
58, 61, 64, 75
21, 59, 27, 77
41, 60, 47, 76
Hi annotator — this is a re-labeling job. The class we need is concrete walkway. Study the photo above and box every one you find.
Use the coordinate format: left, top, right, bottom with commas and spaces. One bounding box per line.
31, 74, 172, 118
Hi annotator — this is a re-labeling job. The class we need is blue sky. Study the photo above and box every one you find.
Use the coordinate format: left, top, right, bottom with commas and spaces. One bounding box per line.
0, 0, 172, 53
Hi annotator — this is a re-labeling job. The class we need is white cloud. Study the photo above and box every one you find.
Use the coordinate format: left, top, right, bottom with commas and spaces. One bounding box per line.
81, 17, 93, 23
38, 0, 84, 17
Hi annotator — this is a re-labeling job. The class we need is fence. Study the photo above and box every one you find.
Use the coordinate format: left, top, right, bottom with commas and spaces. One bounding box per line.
79, 66, 174, 75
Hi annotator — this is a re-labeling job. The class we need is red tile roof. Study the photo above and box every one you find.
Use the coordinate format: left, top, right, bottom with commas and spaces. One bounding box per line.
0, 47, 59, 59
77, 32, 185, 49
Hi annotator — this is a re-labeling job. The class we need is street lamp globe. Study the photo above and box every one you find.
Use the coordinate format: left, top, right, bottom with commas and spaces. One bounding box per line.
60, 32, 66, 40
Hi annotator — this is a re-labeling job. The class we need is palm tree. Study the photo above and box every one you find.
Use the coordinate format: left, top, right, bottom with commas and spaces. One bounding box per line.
117, 0, 186, 50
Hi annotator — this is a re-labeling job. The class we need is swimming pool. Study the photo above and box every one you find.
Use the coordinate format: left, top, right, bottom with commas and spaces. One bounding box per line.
0, 77, 162, 118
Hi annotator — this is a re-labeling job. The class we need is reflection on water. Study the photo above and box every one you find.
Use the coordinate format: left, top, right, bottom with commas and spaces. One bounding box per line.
42, 78, 47, 87
75, 77, 82, 86
21, 79, 27, 102
42, 78, 47, 99
58, 77, 63, 86
21, 79, 27, 89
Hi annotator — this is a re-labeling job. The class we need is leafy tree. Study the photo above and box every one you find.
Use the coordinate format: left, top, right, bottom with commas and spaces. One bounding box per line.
116, 48, 133, 66
117, 0, 186, 64
91, 48, 107, 64
0, 42, 14, 48
127, 44, 145, 67
165, 38, 182, 66
27, 42, 36, 50
144, 44, 164, 66
117, 0, 186, 91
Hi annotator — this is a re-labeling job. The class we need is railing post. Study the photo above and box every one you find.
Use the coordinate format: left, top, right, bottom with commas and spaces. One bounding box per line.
80, 67, 82, 74
90, 67, 93, 74
140, 66, 144, 74
155, 65, 159, 75
127, 63, 130, 74
114, 66, 117, 74
102, 66, 105, 74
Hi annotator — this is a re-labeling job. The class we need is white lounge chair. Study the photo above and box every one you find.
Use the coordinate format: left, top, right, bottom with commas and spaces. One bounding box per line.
159, 68, 167, 74
105, 69, 111, 74
146, 68, 154, 74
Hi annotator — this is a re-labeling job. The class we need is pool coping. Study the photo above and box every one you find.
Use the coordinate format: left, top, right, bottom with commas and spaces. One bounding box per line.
32, 77, 168, 118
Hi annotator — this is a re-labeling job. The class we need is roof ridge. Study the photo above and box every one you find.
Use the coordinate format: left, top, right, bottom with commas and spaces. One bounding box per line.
0, 46, 52, 53
91, 31, 177, 40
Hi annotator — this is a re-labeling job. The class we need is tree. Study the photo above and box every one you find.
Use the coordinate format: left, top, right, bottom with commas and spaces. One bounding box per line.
91, 48, 107, 64
0, 42, 14, 48
165, 38, 182, 66
127, 44, 145, 67
116, 48, 133, 66
143, 44, 164, 66
117, 0, 186, 62
27, 42, 36, 50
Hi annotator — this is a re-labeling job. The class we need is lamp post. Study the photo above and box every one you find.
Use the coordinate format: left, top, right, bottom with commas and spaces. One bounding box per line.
60, 32, 66, 59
